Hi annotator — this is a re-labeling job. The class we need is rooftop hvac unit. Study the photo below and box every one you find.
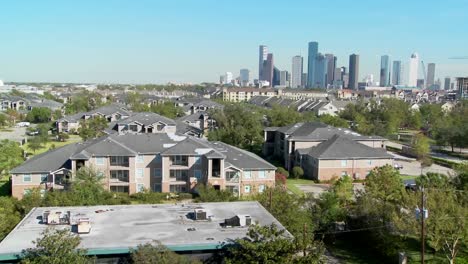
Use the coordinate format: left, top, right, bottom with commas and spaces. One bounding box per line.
224, 215, 252, 227
43, 210, 70, 225
194, 210, 207, 221
77, 218, 91, 234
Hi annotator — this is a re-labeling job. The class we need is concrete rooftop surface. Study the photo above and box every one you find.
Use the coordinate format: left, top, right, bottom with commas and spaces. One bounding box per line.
0, 201, 289, 258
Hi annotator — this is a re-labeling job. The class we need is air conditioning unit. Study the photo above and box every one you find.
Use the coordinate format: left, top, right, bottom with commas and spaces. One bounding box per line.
194, 210, 207, 221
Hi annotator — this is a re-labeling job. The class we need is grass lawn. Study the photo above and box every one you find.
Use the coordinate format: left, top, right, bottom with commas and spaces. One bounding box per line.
22, 135, 82, 156
286, 178, 316, 196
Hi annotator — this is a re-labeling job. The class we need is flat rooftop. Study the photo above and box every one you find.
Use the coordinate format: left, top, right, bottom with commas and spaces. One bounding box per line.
0, 201, 289, 260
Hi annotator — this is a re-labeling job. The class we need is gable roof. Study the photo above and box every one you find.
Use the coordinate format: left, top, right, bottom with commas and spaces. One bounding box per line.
305, 135, 393, 160
116, 112, 176, 126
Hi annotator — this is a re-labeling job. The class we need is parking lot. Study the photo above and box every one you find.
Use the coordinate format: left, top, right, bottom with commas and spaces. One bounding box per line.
0, 126, 29, 144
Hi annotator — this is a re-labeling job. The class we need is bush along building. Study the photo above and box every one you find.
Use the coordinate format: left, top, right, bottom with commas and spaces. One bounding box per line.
263, 122, 393, 181
11, 133, 276, 199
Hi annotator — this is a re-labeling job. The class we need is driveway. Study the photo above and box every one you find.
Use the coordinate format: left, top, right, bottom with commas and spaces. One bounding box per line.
396, 159, 454, 176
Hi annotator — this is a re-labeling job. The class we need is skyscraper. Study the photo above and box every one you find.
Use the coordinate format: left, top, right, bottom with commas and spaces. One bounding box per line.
325, 54, 336, 87
444, 77, 451, 90
307, 41, 319, 88
279, 71, 288, 86
392, 61, 402, 85
263, 53, 274, 86
239, 69, 250, 87
225, 72, 233, 84
408, 53, 419, 87
301, 73, 308, 88
291, 56, 303, 88
427, 63, 436, 88
349, 54, 359, 90
258, 45, 268, 81
313, 53, 327, 89
380, 55, 391, 87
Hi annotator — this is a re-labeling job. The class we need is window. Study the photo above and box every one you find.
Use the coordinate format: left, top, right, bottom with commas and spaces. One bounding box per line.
226, 171, 239, 181
40, 174, 48, 183
244, 185, 251, 193
110, 156, 129, 166
136, 155, 144, 163
137, 184, 145, 192
110, 186, 129, 193
23, 174, 32, 183
170, 184, 186, 193
259, 184, 266, 193
170, 170, 188, 181
95, 157, 105, 165
258, 171, 266, 179
129, 124, 138, 132
244, 171, 251, 179
341, 160, 347, 167
341, 171, 348, 177
136, 168, 144, 178
153, 168, 162, 178
156, 123, 165, 131
194, 156, 201, 165
194, 170, 202, 180
367, 160, 372, 165
226, 186, 239, 194
110, 170, 129, 182
153, 184, 162, 192
171, 156, 188, 166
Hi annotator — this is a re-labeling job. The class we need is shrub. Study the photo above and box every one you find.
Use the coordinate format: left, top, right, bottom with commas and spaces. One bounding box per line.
275, 173, 287, 186
177, 193, 193, 200
291, 166, 304, 179
276, 167, 289, 178
130, 191, 167, 204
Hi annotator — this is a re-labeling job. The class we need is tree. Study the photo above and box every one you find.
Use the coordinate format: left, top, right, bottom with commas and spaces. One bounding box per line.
267, 104, 303, 127
57, 132, 70, 142
0, 197, 21, 241
195, 184, 237, 202
318, 114, 349, 128
0, 140, 24, 175
28, 137, 43, 154
20, 228, 90, 264
291, 166, 304, 179
412, 133, 430, 160
150, 102, 184, 119
52, 109, 63, 120
78, 117, 108, 141
69, 167, 111, 205
25, 107, 51, 123
276, 167, 289, 178
36, 123, 51, 144
225, 224, 325, 264
130, 241, 199, 264
0, 114, 8, 128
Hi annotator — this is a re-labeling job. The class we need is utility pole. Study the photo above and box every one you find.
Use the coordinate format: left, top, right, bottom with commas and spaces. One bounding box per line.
420, 187, 425, 264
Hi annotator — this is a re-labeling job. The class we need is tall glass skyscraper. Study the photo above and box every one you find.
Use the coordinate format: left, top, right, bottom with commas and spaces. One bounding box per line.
408, 53, 419, 87
380, 55, 391, 87
325, 54, 336, 87
307, 41, 318, 88
258, 45, 268, 81
392, 61, 402, 85
291, 55, 303, 88
427, 63, 436, 88
313, 53, 327, 89
349, 54, 359, 90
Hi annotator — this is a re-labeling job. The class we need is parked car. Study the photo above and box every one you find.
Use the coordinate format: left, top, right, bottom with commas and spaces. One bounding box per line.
17, 122, 30, 127
394, 163, 403, 170
27, 130, 39, 136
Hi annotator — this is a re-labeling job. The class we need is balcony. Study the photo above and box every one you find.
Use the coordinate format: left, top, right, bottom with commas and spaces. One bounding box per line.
226, 171, 240, 183
110, 170, 129, 183
170, 170, 188, 182
110, 156, 129, 167
170, 156, 188, 167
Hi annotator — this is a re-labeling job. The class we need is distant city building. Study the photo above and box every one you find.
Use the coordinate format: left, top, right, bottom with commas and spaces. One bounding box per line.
307, 41, 319, 88
279, 70, 289, 86
258, 45, 268, 81
364, 74, 374, 86
291, 55, 303, 88
219, 75, 226, 84
263, 53, 274, 86
301, 73, 308, 88
417, 79, 425, 89
380, 55, 391, 87
349, 54, 360, 90
444, 77, 451, 90
408, 53, 419, 87
225, 72, 233, 84
312, 53, 327, 89
239, 69, 250, 87
325, 54, 336, 87
392, 61, 402, 85
457, 77, 468, 99
427, 63, 436, 88
334, 68, 342, 81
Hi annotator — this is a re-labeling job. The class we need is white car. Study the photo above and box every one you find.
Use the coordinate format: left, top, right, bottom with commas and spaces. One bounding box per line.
17, 122, 30, 127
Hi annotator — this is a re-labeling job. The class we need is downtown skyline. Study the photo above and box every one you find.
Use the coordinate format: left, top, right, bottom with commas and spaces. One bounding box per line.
0, 0, 467, 84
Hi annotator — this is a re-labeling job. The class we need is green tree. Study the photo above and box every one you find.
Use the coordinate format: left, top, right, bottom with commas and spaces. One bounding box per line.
20, 228, 90, 264
225, 224, 325, 264
318, 114, 349, 128
25, 107, 51, 123
0, 114, 8, 128
28, 137, 43, 154
78, 117, 108, 141
195, 184, 237, 202
69, 167, 110, 205
0, 197, 21, 241
150, 102, 183, 119
267, 104, 303, 127
411, 133, 430, 160
276, 167, 289, 178
291, 166, 304, 179
130, 241, 199, 264
52, 109, 63, 120
0, 140, 24, 175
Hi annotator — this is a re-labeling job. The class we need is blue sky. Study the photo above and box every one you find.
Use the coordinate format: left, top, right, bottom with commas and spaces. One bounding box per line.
0, 0, 467, 84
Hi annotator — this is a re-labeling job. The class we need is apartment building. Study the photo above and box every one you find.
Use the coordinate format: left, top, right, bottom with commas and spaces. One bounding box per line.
223, 88, 327, 102
11, 133, 276, 199
56, 104, 131, 133
263, 122, 387, 170
294, 135, 393, 181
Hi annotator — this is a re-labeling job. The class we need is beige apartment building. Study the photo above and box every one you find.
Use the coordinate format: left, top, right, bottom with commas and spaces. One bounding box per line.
222, 88, 327, 102
11, 133, 275, 199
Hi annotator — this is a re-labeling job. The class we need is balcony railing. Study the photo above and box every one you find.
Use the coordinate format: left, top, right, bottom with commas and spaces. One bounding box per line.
226, 172, 240, 182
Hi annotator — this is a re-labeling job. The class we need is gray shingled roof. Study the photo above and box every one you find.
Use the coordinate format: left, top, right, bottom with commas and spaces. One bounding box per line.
161, 137, 216, 156
209, 141, 276, 170
116, 112, 176, 126
305, 135, 393, 160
